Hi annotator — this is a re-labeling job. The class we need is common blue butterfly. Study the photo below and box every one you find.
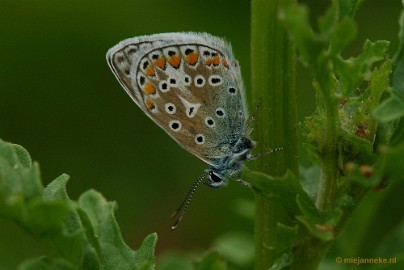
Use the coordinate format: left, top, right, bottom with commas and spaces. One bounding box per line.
107, 33, 255, 228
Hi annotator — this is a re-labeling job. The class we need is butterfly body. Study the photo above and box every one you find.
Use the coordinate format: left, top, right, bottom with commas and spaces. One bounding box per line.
206, 135, 254, 188
107, 32, 253, 188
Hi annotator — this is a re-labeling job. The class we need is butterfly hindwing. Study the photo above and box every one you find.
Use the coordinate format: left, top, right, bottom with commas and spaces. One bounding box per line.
107, 32, 247, 166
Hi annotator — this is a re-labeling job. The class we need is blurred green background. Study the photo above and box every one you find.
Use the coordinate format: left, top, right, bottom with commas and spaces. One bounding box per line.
0, 0, 402, 269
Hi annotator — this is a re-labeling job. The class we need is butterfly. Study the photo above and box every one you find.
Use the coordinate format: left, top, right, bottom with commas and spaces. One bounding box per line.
106, 32, 255, 228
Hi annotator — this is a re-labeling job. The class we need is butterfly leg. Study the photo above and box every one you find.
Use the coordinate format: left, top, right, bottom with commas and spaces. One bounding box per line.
229, 173, 252, 188
248, 146, 284, 161
235, 178, 252, 188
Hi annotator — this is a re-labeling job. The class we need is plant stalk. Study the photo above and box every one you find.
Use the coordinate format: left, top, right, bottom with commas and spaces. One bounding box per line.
250, 0, 298, 269
314, 76, 339, 211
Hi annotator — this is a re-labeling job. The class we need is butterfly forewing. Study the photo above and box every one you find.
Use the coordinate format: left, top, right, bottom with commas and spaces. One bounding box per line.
107, 33, 247, 166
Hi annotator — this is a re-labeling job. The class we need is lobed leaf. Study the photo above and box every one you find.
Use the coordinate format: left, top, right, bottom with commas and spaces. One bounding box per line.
337, 0, 364, 19
0, 138, 157, 269
243, 169, 311, 215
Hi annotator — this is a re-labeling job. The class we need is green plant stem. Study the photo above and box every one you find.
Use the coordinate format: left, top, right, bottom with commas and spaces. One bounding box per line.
314, 77, 339, 212
251, 0, 298, 269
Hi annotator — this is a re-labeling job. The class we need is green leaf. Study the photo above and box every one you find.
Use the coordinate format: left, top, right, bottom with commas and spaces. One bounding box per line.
296, 195, 342, 241
18, 257, 77, 270
392, 9, 404, 95
44, 175, 100, 267
43, 174, 70, 200
0, 138, 88, 265
329, 18, 357, 55
373, 10, 404, 124
338, 60, 392, 144
244, 167, 342, 242
279, 2, 326, 66
78, 190, 157, 270
318, 1, 338, 36
269, 253, 294, 270
340, 130, 377, 164
335, 40, 389, 96
213, 232, 254, 267
0, 138, 157, 269
355, 39, 390, 76
133, 233, 158, 269
243, 169, 311, 215
12, 143, 32, 168
369, 60, 392, 110
299, 165, 320, 200
337, 0, 364, 18
271, 224, 297, 263
0, 140, 42, 204
25, 199, 72, 235
194, 251, 227, 270
373, 93, 404, 122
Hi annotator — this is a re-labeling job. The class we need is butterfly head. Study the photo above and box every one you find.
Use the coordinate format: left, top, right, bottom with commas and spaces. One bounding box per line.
205, 135, 255, 188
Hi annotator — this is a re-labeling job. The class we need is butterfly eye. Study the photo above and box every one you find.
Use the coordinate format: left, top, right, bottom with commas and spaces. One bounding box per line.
208, 171, 222, 183
207, 171, 228, 188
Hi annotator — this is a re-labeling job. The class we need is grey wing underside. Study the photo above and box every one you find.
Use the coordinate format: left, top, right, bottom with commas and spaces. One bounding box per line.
106, 32, 248, 166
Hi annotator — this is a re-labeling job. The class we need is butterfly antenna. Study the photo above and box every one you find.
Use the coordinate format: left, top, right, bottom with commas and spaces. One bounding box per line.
246, 98, 262, 129
170, 172, 207, 230
251, 98, 262, 121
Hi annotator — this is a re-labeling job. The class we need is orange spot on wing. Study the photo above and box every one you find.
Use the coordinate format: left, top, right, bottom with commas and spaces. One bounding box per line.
145, 65, 155, 76
144, 82, 156, 95
154, 57, 166, 69
145, 98, 155, 110
222, 58, 229, 68
205, 59, 212, 66
212, 55, 220, 66
186, 52, 198, 65
168, 55, 181, 68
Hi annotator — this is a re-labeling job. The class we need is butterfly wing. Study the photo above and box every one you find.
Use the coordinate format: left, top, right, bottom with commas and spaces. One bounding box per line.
107, 32, 248, 166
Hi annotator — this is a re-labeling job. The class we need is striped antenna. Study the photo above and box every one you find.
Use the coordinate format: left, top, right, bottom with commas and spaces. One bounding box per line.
170, 172, 207, 230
